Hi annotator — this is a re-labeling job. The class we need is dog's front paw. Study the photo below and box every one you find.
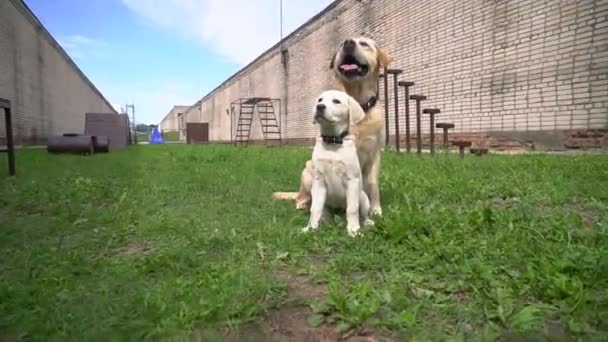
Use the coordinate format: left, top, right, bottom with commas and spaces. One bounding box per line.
296, 202, 310, 210
363, 218, 375, 227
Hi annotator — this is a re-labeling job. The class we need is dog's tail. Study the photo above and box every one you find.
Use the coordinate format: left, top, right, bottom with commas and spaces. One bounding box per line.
272, 192, 299, 201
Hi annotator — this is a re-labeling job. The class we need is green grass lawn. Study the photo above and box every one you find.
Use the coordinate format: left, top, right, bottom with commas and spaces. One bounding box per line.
162, 131, 181, 141
136, 133, 149, 143
1, 145, 607, 341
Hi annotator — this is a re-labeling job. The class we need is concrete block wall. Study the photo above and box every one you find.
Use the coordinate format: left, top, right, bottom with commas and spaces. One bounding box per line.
199, 0, 608, 149
0, 0, 116, 145
201, 53, 285, 142
158, 105, 189, 133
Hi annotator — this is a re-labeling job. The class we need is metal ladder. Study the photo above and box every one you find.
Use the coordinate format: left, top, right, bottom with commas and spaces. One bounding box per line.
258, 101, 281, 145
235, 103, 255, 146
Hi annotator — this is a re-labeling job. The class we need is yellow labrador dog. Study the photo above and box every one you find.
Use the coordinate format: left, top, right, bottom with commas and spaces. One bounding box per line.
303, 90, 374, 237
274, 37, 392, 217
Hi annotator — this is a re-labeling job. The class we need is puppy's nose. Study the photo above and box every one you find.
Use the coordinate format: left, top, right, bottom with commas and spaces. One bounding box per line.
343, 39, 356, 53
316, 103, 326, 112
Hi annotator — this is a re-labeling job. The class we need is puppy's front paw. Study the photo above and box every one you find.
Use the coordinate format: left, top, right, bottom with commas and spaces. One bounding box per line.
347, 225, 361, 237
301, 224, 317, 234
370, 206, 383, 217
363, 218, 375, 227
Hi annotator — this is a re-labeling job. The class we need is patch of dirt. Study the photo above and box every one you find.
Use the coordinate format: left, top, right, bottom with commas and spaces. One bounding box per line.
568, 206, 598, 227
112, 240, 154, 258
348, 271, 377, 282
275, 270, 328, 302
488, 196, 520, 209
239, 269, 395, 342
452, 289, 469, 304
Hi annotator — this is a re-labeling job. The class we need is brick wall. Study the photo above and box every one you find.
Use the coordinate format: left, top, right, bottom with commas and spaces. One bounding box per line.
198, 0, 608, 150
158, 105, 189, 133
0, 0, 115, 145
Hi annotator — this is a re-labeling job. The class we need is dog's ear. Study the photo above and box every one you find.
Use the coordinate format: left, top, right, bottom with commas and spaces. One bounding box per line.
377, 47, 392, 68
329, 51, 337, 69
348, 96, 365, 126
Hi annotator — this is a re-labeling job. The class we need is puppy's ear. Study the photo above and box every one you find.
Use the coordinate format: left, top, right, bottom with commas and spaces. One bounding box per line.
348, 96, 365, 126
377, 47, 392, 68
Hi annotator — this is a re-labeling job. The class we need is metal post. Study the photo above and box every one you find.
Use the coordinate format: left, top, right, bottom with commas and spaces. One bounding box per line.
126, 104, 136, 144
390, 70, 403, 151
430, 115, 435, 154
398, 81, 414, 153
279, 0, 283, 41
383, 66, 389, 146
410, 95, 427, 154
3, 104, 16, 176
454, 141, 471, 159
132, 105, 136, 144
436, 123, 455, 153
416, 100, 421, 154
423, 109, 441, 155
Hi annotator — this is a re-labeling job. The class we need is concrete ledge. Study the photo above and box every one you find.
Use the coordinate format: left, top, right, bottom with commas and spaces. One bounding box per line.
387, 129, 608, 152
206, 129, 608, 152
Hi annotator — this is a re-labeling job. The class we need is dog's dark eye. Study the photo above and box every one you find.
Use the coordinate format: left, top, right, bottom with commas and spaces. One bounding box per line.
332, 99, 341, 104
360, 41, 369, 47
318, 98, 322, 102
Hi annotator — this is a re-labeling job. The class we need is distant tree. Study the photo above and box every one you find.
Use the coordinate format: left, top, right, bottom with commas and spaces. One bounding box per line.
135, 124, 154, 134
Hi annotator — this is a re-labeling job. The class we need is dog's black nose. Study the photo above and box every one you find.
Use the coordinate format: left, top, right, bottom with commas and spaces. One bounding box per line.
316, 103, 326, 111
343, 39, 356, 53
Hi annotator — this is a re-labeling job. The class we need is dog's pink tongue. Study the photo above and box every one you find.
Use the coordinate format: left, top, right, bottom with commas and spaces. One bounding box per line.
340, 64, 358, 71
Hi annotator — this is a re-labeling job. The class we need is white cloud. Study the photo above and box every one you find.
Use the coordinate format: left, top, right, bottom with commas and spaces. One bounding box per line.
121, 0, 333, 65
112, 104, 124, 113
100, 80, 201, 125
58, 35, 109, 59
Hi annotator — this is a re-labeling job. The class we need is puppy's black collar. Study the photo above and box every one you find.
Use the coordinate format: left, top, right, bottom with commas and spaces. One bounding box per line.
322, 130, 349, 144
360, 96, 377, 112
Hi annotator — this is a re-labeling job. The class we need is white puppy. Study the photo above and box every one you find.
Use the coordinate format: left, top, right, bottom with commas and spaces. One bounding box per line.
302, 90, 373, 237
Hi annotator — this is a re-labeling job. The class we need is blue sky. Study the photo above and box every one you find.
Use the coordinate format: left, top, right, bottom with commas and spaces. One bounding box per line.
26, 0, 332, 124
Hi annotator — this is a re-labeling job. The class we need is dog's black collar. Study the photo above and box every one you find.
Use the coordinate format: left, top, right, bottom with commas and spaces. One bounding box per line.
360, 96, 377, 112
322, 130, 349, 144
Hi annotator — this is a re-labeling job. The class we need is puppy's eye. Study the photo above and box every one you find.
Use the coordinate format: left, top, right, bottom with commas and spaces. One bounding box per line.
332, 99, 341, 104
318, 98, 322, 102
360, 41, 369, 47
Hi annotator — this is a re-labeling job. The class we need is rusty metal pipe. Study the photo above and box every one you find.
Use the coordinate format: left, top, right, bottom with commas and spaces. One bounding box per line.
92, 136, 110, 153
47, 135, 94, 154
